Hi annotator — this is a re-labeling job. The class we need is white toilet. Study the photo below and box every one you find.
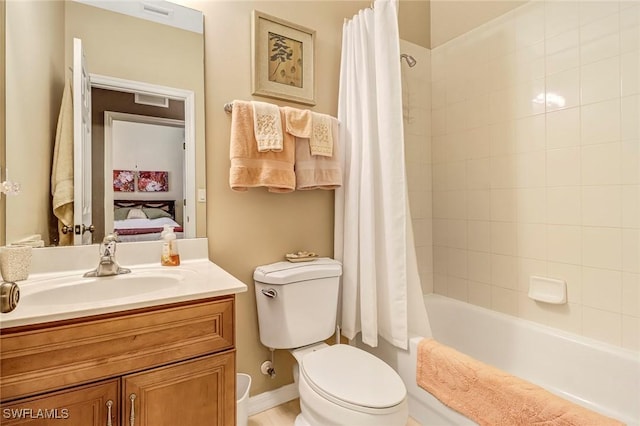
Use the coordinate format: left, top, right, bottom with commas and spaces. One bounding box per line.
253, 258, 409, 426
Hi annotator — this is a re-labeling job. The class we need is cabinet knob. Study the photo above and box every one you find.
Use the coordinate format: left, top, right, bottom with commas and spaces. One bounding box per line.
129, 393, 137, 426
106, 400, 113, 426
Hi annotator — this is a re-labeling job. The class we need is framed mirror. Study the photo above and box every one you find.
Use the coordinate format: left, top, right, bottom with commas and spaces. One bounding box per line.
4, 0, 206, 246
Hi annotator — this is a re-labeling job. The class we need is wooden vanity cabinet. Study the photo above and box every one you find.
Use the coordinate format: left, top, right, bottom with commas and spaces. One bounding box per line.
0, 296, 236, 426
0, 379, 119, 426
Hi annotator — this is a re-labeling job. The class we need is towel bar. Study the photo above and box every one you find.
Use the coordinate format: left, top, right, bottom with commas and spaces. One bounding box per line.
223, 102, 233, 113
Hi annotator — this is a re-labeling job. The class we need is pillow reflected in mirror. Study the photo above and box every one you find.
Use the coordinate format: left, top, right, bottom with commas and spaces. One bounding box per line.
114, 207, 132, 221
143, 207, 173, 220
126, 208, 147, 219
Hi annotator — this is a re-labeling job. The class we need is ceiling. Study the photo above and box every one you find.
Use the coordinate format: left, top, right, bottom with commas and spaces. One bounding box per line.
398, 0, 526, 49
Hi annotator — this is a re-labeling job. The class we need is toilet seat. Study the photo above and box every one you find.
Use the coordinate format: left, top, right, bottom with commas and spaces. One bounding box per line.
300, 344, 406, 413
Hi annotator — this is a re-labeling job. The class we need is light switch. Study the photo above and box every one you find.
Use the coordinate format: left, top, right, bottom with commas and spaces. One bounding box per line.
198, 188, 206, 202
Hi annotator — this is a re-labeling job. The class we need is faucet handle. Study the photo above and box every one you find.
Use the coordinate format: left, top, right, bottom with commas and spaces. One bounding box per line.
100, 233, 118, 257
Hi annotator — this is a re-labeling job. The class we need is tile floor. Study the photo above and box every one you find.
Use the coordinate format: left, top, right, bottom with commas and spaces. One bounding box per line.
248, 399, 421, 426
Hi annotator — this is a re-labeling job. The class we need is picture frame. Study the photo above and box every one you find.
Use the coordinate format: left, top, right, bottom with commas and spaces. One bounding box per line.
113, 170, 135, 192
138, 171, 169, 192
252, 10, 316, 106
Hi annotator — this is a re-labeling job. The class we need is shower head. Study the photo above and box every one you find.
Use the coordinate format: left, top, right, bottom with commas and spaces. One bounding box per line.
400, 53, 417, 67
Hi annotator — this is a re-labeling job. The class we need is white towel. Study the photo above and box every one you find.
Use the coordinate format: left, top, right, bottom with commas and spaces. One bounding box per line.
310, 112, 333, 157
252, 101, 283, 152
51, 80, 74, 246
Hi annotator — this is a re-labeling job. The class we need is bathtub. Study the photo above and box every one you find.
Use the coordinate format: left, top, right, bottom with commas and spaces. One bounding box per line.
358, 294, 640, 425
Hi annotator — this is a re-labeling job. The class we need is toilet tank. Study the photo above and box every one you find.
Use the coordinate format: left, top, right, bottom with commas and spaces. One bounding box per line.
253, 258, 342, 349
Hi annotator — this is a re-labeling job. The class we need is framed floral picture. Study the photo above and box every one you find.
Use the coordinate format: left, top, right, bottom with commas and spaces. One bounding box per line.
113, 170, 135, 192
252, 10, 315, 105
138, 171, 168, 192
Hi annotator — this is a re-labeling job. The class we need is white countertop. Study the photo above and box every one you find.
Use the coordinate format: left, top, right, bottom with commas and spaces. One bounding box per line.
0, 239, 247, 329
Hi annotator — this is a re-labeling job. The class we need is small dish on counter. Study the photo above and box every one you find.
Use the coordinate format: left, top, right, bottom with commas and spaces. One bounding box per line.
285, 251, 318, 262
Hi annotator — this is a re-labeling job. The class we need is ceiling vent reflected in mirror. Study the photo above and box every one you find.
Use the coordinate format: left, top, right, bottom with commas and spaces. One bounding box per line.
73, 0, 203, 34
134, 93, 170, 108
142, 2, 174, 20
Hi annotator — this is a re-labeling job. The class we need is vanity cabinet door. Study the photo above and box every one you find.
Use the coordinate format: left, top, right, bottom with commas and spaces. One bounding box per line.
122, 351, 235, 426
0, 379, 119, 426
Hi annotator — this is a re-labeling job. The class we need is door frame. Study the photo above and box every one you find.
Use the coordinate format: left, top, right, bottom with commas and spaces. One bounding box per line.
104, 112, 186, 236
90, 74, 196, 239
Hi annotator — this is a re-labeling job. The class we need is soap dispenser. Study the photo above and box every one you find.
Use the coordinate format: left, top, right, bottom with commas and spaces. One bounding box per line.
160, 224, 171, 240
161, 226, 180, 266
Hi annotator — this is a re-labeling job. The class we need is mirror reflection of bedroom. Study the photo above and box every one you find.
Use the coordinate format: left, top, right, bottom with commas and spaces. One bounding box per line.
4, 0, 205, 247
92, 88, 186, 243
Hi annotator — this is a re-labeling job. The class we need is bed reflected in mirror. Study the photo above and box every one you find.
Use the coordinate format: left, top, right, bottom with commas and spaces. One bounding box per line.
113, 200, 184, 242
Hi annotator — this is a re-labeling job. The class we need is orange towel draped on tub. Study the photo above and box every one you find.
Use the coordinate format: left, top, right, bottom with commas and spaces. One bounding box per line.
229, 100, 295, 192
416, 338, 624, 426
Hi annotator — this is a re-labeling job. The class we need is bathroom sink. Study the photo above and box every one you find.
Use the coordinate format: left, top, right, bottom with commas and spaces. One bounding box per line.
0, 257, 248, 329
26, 271, 184, 306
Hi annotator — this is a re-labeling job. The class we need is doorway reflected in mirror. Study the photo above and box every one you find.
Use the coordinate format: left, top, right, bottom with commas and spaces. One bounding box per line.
92, 88, 185, 244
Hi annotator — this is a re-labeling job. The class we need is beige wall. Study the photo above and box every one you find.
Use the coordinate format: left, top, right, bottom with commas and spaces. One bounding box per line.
5, 1, 206, 244
178, 0, 367, 396
4, 0, 422, 396
5, 0, 65, 245
431, 1, 639, 350
399, 0, 431, 48
184, 0, 434, 397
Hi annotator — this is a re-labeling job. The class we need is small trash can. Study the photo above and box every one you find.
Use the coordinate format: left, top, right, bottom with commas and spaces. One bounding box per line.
236, 373, 252, 426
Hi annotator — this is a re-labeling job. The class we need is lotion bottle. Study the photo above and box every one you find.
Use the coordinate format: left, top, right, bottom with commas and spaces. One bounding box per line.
161, 226, 180, 266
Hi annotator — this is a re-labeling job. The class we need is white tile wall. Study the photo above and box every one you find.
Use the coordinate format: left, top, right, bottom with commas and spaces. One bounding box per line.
429, 0, 640, 351
402, 39, 434, 294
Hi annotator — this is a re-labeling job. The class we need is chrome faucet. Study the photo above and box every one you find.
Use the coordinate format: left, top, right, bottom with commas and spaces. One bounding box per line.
84, 234, 131, 277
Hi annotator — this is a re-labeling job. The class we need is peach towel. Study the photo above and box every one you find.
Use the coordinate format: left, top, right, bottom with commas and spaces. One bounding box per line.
283, 107, 333, 157
229, 100, 295, 193
294, 117, 342, 190
416, 338, 624, 426
283, 106, 312, 138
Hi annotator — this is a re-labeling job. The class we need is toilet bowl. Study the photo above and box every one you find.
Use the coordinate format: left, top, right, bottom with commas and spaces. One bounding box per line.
253, 259, 409, 426
292, 343, 408, 426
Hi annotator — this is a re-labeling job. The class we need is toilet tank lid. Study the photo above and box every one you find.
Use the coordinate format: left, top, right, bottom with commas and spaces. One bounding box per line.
253, 258, 342, 285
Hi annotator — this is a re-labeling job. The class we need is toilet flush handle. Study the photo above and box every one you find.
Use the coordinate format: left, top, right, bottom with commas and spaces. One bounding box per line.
261, 288, 278, 298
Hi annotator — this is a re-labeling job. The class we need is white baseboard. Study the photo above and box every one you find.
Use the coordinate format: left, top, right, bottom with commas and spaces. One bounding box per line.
247, 383, 299, 416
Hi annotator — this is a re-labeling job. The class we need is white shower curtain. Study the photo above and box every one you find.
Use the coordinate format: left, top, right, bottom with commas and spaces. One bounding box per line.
335, 0, 431, 350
